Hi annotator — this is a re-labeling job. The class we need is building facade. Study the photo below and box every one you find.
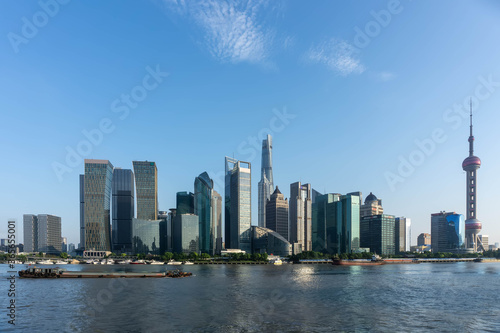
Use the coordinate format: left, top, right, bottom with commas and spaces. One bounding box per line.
360, 214, 396, 255
337, 192, 362, 254
431, 212, 465, 253
37, 214, 62, 254
23, 214, 38, 253
79, 174, 85, 249
360, 192, 383, 218
112, 168, 135, 253
417, 233, 431, 246
251, 226, 292, 257
132, 161, 158, 220
132, 218, 161, 255
225, 157, 252, 253
265, 186, 289, 241
194, 172, 222, 255
311, 193, 339, 253
84, 159, 114, 251
478, 235, 489, 250
289, 182, 312, 254
173, 214, 199, 254
258, 134, 274, 228
395, 217, 411, 253
176, 191, 194, 215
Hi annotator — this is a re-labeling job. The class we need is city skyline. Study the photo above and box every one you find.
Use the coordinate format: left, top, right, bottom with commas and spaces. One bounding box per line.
2, 1, 500, 247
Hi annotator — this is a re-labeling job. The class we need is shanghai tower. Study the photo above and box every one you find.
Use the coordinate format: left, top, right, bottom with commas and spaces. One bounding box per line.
258, 135, 274, 228
462, 100, 482, 252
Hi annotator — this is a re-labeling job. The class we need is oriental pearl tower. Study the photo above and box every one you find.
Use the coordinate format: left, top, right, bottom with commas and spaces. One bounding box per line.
462, 100, 482, 252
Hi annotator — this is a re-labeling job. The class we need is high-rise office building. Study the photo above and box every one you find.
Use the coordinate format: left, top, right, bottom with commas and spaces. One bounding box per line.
23, 214, 38, 253
132, 161, 158, 220
195, 172, 222, 255
478, 235, 489, 250
462, 102, 482, 252
395, 217, 411, 253
265, 186, 289, 241
417, 233, 431, 246
360, 214, 395, 255
132, 218, 161, 255
176, 191, 194, 215
225, 157, 252, 252
84, 159, 113, 251
258, 135, 274, 228
79, 174, 85, 249
431, 212, 465, 253
360, 192, 383, 218
289, 182, 312, 254
173, 214, 199, 254
311, 193, 340, 253
112, 168, 135, 253
61, 237, 67, 253
338, 192, 362, 253
37, 214, 62, 254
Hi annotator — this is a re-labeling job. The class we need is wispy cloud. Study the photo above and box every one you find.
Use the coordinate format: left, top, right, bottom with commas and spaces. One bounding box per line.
306, 39, 365, 76
164, 0, 274, 64
376, 71, 396, 82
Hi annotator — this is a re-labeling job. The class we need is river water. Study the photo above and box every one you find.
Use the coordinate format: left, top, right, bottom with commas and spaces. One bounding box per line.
1, 262, 500, 332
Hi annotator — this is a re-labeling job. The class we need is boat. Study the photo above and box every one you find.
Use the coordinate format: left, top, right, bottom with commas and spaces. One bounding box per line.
55, 260, 68, 265
332, 255, 385, 266
182, 261, 194, 265
25, 261, 36, 265
105, 259, 115, 265
149, 260, 164, 265
167, 260, 183, 265
272, 259, 283, 265
130, 260, 146, 265
13, 260, 23, 265
18, 267, 193, 279
37, 260, 54, 265
117, 259, 131, 265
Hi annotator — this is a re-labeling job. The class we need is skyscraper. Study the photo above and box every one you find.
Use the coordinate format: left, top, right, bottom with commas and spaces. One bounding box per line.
173, 214, 199, 254
112, 168, 135, 253
84, 159, 113, 251
37, 214, 62, 254
431, 211, 465, 253
195, 172, 221, 255
395, 217, 411, 253
176, 191, 194, 215
133, 161, 158, 220
311, 193, 340, 253
265, 186, 289, 241
337, 192, 361, 254
289, 182, 312, 254
360, 214, 395, 255
23, 214, 38, 253
225, 157, 251, 252
79, 174, 85, 249
258, 135, 273, 228
462, 101, 482, 252
417, 233, 431, 246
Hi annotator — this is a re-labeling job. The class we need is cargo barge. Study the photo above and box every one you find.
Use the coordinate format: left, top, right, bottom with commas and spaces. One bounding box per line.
18, 267, 192, 278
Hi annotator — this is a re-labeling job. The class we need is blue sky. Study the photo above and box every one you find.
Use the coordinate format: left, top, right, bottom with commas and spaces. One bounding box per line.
1, 0, 500, 246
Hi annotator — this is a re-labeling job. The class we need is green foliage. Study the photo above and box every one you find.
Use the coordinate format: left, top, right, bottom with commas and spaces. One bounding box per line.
162, 252, 173, 261
200, 253, 211, 259
60, 252, 68, 259
121, 253, 127, 257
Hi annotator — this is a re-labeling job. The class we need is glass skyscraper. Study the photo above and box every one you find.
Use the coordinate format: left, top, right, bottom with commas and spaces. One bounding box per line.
176, 191, 194, 215
225, 157, 251, 253
360, 214, 395, 255
173, 214, 199, 254
23, 214, 38, 253
431, 211, 464, 253
195, 172, 217, 255
79, 174, 85, 249
289, 182, 312, 254
311, 193, 340, 253
24, 214, 62, 254
132, 161, 158, 220
84, 159, 114, 251
132, 218, 161, 255
395, 217, 412, 253
258, 134, 273, 228
265, 186, 289, 241
112, 168, 135, 253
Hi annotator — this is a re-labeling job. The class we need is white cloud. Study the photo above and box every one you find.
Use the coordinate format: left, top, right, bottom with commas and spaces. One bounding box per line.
376, 71, 396, 82
306, 39, 365, 76
164, 0, 273, 64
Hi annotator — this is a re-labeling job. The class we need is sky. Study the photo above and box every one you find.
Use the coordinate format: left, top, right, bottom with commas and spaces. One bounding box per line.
1, 0, 500, 247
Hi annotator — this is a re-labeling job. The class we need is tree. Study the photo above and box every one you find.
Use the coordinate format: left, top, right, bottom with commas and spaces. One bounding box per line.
121, 253, 127, 257
190, 252, 199, 260
200, 253, 210, 260
60, 252, 68, 259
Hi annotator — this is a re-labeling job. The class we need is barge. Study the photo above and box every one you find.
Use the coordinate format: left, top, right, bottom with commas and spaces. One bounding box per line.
18, 267, 192, 278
